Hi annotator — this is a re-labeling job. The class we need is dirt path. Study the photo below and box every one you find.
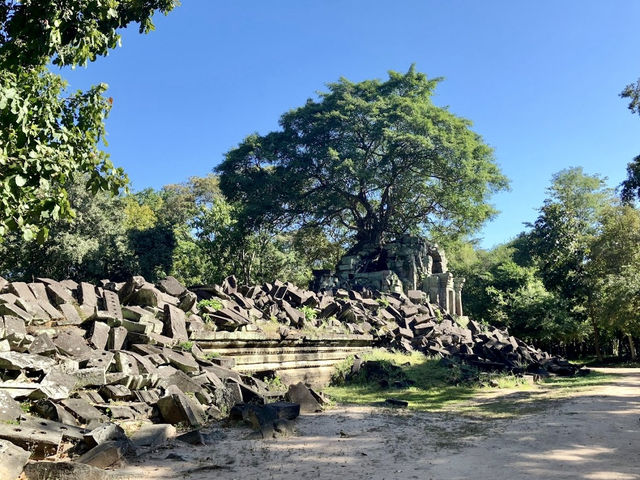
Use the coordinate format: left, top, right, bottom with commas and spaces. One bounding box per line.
117, 368, 640, 480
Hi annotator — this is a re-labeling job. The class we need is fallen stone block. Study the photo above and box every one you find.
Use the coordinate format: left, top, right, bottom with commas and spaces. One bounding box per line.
0, 351, 56, 372
130, 423, 176, 449
0, 421, 62, 459
163, 304, 188, 342
285, 382, 322, 413
23, 461, 112, 480
0, 439, 31, 480
0, 390, 22, 422
156, 385, 206, 427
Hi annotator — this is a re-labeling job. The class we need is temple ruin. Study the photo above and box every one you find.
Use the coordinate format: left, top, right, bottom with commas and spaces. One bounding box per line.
311, 235, 466, 317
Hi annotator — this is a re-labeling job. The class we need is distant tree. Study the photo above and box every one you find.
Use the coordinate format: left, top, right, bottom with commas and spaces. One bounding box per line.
218, 67, 508, 250
528, 167, 615, 359
620, 78, 640, 115
0, 0, 177, 240
0, 174, 136, 281
589, 205, 640, 360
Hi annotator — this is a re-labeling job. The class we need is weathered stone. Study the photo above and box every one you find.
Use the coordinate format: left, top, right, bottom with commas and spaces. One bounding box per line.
0, 390, 22, 422
3, 315, 26, 344
162, 304, 188, 341
285, 382, 322, 413
9, 281, 37, 302
178, 291, 197, 312
156, 385, 206, 427
158, 276, 186, 298
0, 439, 31, 480
89, 322, 110, 350
114, 352, 139, 375
23, 461, 112, 480
28, 333, 57, 356
0, 421, 62, 458
176, 429, 205, 445
0, 351, 56, 372
127, 286, 162, 308
58, 303, 83, 325
54, 331, 93, 359
47, 282, 75, 305
83, 423, 129, 449
162, 348, 199, 373
0, 303, 33, 322
60, 398, 107, 425
102, 290, 122, 321
130, 423, 176, 448
108, 326, 127, 350
78, 282, 98, 308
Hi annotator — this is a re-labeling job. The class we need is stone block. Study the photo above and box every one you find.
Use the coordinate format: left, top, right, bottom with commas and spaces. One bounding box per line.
0, 421, 62, 459
59, 303, 83, 325
156, 385, 206, 427
0, 439, 30, 480
23, 461, 112, 480
54, 331, 93, 359
0, 351, 56, 372
285, 382, 322, 413
157, 276, 186, 298
0, 390, 22, 422
46, 282, 75, 305
162, 304, 188, 341
130, 423, 176, 448
89, 322, 110, 350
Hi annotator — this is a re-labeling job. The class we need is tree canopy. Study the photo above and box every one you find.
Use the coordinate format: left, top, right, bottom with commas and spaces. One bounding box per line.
0, 0, 177, 240
218, 67, 508, 249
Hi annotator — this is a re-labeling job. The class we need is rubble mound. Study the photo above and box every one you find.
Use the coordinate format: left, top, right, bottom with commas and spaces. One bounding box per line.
0, 274, 580, 478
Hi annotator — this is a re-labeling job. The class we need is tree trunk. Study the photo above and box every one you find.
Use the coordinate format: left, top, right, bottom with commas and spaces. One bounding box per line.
593, 322, 603, 361
627, 334, 637, 361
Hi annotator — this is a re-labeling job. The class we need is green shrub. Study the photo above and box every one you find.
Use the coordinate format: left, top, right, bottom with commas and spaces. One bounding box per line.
197, 298, 224, 311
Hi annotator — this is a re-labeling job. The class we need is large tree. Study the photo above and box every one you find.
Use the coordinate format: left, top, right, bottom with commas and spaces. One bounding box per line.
218, 67, 508, 249
0, 0, 177, 240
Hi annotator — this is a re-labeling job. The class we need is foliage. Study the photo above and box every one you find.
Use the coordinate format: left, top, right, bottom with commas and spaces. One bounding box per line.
0, 0, 177, 240
620, 78, 640, 116
300, 305, 317, 321
197, 298, 224, 311
177, 341, 193, 352
0, 173, 136, 281
218, 66, 508, 248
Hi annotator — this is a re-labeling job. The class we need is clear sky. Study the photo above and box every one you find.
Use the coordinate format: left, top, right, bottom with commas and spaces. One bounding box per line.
62, 1, 640, 248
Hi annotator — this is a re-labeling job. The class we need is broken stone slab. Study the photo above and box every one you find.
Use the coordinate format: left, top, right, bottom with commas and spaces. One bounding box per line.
0, 351, 56, 372
0, 390, 22, 422
89, 322, 110, 350
176, 429, 206, 445
156, 385, 206, 427
126, 286, 163, 308
20, 416, 89, 443
162, 304, 188, 342
60, 398, 107, 426
157, 276, 186, 298
47, 282, 75, 306
54, 331, 93, 360
79, 282, 98, 308
9, 281, 38, 302
77, 440, 128, 469
161, 348, 199, 373
0, 303, 34, 322
108, 326, 127, 350
58, 304, 83, 326
178, 291, 197, 312
0, 439, 31, 480
83, 423, 130, 449
285, 382, 322, 413
0, 421, 63, 459
23, 461, 113, 480
28, 333, 58, 356
102, 290, 122, 321
130, 423, 176, 449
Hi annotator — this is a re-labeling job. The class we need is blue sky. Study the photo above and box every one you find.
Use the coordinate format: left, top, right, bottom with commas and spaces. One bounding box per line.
63, 1, 640, 248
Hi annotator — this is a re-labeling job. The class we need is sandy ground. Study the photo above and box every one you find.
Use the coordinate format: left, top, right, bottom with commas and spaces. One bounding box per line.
116, 368, 640, 480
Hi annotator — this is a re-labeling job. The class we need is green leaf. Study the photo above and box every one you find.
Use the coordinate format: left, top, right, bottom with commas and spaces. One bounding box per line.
14, 175, 26, 187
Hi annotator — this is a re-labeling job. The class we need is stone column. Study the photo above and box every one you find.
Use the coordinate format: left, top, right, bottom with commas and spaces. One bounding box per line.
453, 277, 466, 316
438, 272, 454, 313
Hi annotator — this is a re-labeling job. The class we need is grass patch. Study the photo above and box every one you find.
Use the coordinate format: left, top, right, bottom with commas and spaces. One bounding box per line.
324, 349, 616, 418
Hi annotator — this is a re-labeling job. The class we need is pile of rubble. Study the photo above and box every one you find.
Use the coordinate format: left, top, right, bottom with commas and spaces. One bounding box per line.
0, 274, 578, 478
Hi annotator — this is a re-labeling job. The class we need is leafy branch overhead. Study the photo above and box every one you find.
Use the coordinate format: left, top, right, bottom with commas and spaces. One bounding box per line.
218, 66, 509, 248
0, 0, 178, 240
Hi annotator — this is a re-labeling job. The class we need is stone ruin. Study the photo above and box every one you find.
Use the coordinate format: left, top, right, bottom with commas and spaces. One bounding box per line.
312, 235, 466, 317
